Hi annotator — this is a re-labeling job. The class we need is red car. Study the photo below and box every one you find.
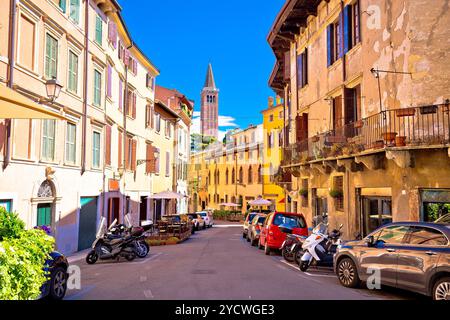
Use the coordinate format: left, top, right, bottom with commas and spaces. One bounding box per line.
259, 212, 308, 255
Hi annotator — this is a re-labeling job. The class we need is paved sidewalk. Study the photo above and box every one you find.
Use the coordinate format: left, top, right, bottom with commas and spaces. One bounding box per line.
67, 249, 91, 264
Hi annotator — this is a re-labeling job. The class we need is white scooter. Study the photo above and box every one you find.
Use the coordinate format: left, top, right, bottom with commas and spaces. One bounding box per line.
299, 223, 343, 272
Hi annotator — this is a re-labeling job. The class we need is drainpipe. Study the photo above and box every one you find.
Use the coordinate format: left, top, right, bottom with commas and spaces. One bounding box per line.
3, 0, 17, 170
81, 0, 89, 175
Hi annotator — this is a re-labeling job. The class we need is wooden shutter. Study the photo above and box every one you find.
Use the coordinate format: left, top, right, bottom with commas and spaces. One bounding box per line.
284, 51, 290, 81
303, 49, 308, 86
296, 115, 304, 142
123, 49, 130, 66
125, 136, 130, 169
132, 92, 136, 118
119, 79, 123, 111
150, 105, 154, 128
107, 64, 112, 98
166, 151, 170, 176
131, 140, 137, 171
118, 131, 123, 167
146, 143, 155, 173
105, 125, 111, 166
327, 24, 333, 66
118, 41, 123, 59
338, 13, 344, 59
354, 1, 361, 44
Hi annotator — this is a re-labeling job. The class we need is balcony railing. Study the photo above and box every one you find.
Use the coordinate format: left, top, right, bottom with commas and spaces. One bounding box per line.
282, 103, 450, 165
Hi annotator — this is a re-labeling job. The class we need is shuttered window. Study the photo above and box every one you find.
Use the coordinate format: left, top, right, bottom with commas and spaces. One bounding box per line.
69, 0, 80, 24
154, 148, 160, 174
118, 131, 123, 167
95, 15, 103, 45
334, 176, 344, 211
165, 151, 170, 177
65, 122, 76, 164
68, 50, 78, 93
59, 0, 67, 13
105, 125, 111, 166
119, 79, 123, 112
108, 21, 117, 48
126, 90, 136, 118
92, 131, 101, 168
42, 120, 56, 161
45, 33, 58, 79
107, 64, 112, 98
146, 143, 155, 174
93, 69, 102, 106
131, 140, 137, 171
297, 49, 308, 88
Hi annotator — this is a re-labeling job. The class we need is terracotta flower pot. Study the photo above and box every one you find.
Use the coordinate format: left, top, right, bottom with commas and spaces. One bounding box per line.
382, 132, 398, 141
395, 136, 407, 147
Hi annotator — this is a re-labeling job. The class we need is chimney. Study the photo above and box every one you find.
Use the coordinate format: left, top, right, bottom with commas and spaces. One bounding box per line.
268, 96, 274, 108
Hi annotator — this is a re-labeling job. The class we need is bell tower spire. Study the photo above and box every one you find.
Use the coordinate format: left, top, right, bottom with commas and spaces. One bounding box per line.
200, 63, 219, 139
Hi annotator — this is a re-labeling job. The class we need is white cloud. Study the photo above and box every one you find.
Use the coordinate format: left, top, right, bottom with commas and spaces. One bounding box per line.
190, 114, 238, 141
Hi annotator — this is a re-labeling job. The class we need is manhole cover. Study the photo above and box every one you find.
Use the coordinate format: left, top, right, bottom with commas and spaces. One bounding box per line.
191, 269, 216, 275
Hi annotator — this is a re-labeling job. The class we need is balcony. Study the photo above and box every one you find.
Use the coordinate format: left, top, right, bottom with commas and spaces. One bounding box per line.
282, 103, 450, 167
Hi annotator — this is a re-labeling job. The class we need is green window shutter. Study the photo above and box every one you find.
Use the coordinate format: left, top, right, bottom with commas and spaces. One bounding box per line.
45, 34, 58, 79
37, 205, 52, 227
69, 0, 80, 24
59, 0, 67, 13
42, 120, 56, 160
93, 131, 101, 168
94, 70, 101, 106
66, 123, 76, 163
95, 15, 103, 45
68, 51, 78, 92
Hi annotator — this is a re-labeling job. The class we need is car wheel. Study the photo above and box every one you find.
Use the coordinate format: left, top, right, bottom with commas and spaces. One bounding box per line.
264, 242, 271, 255
86, 251, 98, 265
48, 267, 67, 300
433, 277, 450, 301
337, 258, 360, 288
258, 240, 263, 250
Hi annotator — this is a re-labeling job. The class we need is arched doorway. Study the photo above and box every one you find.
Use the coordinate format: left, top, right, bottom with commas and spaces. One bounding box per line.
36, 180, 56, 228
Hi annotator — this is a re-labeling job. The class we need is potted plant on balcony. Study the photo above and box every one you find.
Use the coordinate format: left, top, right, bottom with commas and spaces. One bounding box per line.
341, 144, 354, 156
395, 136, 407, 147
329, 189, 343, 198
312, 135, 320, 143
354, 119, 364, 129
299, 189, 308, 197
330, 143, 344, 157
372, 140, 385, 149
396, 107, 416, 117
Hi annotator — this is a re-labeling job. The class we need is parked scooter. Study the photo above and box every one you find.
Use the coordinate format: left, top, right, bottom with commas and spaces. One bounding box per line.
109, 214, 152, 258
86, 217, 137, 264
299, 223, 343, 272
279, 224, 307, 264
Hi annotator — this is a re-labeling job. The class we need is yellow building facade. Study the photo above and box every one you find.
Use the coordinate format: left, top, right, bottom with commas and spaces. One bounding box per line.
261, 97, 286, 212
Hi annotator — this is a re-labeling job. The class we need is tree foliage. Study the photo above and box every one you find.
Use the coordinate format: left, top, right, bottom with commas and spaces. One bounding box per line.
0, 208, 55, 300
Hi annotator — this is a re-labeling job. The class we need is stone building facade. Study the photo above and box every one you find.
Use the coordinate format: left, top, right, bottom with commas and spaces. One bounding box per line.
268, 0, 450, 237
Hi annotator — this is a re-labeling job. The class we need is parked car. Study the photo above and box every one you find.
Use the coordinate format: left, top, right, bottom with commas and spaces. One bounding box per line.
243, 212, 259, 239
247, 214, 268, 247
197, 211, 214, 228
187, 213, 205, 231
40, 251, 69, 300
334, 222, 450, 300
259, 212, 308, 255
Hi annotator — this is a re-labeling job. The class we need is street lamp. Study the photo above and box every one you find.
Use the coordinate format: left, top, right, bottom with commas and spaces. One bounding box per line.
45, 77, 63, 103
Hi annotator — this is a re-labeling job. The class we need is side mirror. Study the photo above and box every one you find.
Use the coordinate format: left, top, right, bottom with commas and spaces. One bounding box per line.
365, 235, 375, 247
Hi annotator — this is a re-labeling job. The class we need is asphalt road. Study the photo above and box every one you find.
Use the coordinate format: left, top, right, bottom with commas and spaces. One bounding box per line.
65, 223, 425, 300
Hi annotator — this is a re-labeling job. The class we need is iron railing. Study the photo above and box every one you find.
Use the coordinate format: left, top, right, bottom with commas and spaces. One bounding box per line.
282, 103, 450, 165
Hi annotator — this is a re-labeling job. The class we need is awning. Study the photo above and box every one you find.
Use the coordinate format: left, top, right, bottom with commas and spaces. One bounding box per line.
0, 85, 67, 120
249, 198, 273, 206
219, 203, 241, 207
279, 198, 286, 204
150, 191, 184, 200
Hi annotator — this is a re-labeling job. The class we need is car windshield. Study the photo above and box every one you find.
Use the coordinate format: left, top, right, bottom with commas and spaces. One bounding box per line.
247, 214, 257, 222
199, 212, 207, 217
273, 214, 306, 228
258, 216, 266, 224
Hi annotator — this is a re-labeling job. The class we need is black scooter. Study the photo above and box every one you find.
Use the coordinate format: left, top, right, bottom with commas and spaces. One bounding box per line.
86, 218, 136, 264
109, 220, 152, 258
280, 226, 307, 265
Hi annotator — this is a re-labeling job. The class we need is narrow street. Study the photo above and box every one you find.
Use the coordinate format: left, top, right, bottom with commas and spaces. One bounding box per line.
65, 224, 423, 300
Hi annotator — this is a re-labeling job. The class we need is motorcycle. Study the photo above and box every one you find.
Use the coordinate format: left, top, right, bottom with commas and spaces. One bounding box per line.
109, 214, 152, 258
279, 224, 307, 264
86, 217, 137, 264
299, 223, 343, 272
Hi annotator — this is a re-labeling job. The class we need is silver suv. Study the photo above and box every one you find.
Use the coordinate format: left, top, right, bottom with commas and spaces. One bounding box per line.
334, 222, 450, 300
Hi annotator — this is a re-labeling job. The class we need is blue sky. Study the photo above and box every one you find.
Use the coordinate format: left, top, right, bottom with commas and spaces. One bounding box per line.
121, 0, 285, 139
